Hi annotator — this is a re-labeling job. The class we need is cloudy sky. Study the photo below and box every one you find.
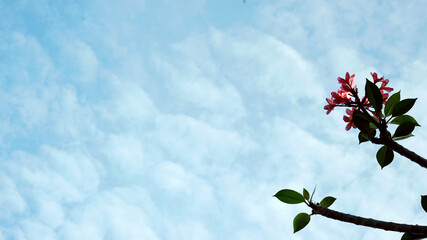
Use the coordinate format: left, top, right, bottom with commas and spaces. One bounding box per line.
1, 0, 427, 239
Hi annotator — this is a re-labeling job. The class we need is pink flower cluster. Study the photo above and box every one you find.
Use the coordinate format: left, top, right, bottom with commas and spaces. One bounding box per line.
324, 72, 394, 131
324, 72, 356, 115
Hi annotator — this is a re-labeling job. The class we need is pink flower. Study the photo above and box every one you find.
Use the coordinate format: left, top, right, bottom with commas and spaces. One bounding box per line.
331, 89, 352, 105
379, 79, 393, 93
324, 98, 335, 114
337, 72, 355, 85
381, 91, 389, 104
324, 73, 355, 114
338, 72, 356, 92
379, 79, 393, 104
370, 72, 385, 84
343, 107, 356, 131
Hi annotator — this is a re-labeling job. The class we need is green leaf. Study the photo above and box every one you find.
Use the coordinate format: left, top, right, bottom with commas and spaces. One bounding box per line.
369, 122, 377, 129
365, 79, 384, 115
384, 91, 400, 117
392, 98, 417, 117
310, 186, 316, 202
303, 188, 310, 201
274, 189, 306, 204
293, 213, 310, 233
401, 232, 427, 240
392, 134, 414, 141
401, 233, 412, 240
394, 121, 416, 138
390, 115, 421, 127
358, 132, 370, 144
353, 110, 371, 134
376, 146, 394, 169
403, 233, 413, 240
368, 127, 377, 138
319, 196, 336, 208
422, 195, 427, 214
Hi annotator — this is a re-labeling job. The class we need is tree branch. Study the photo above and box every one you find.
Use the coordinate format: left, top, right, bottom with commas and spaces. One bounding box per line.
309, 202, 427, 236
371, 137, 427, 169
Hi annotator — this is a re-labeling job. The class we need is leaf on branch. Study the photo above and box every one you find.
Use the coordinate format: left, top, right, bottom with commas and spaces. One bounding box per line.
401, 232, 427, 240
293, 212, 310, 233
365, 79, 384, 115
401, 233, 412, 240
384, 91, 400, 117
390, 115, 421, 127
358, 132, 370, 144
392, 134, 414, 141
303, 188, 310, 201
353, 110, 372, 134
319, 196, 336, 208
394, 122, 416, 138
310, 186, 316, 202
422, 195, 427, 214
274, 189, 306, 204
376, 146, 394, 169
392, 98, 417, 117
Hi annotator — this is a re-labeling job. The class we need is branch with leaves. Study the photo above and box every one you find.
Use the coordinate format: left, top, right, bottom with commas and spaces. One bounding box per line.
275, 72, 427, 240
274, 188, 427, 238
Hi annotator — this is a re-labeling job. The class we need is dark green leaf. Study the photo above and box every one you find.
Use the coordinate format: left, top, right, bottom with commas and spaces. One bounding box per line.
368, 127, 377, 138
365, 79, 384, 115
390, 115, 421, 127
355, 109, 372, 121
401, 233, 412, 240
384, 91, 400, 117
392, 134, 414, 141
402, 233, 417, 240
394, 121, 416, 138
274, 189, 306, 204
303, 188, 310, 201
392, 98, 417, 117
358, 132, 370, 144
353, 110, 371, 133
401, 232, 427, 240
320, 196, 336, 208
422, 195, 427, 214
293, 213, 310, 233
376, 146, 394, 169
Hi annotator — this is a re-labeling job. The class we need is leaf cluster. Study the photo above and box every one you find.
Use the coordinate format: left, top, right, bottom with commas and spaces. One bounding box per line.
356, 82, 420, 169
274, 187, 336, 233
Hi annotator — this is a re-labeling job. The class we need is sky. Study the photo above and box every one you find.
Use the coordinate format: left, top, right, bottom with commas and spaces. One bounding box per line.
1, 0, 427, 239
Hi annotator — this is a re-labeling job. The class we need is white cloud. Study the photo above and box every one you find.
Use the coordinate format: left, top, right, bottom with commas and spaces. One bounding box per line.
153, 114, 249, 171
36, 199, 64, 228
208, 27, 323, 102
58, 188, 159, 239
19, 220, 57, 240
102, 134, 147, 182
58, 36, 99, 83
0, 174, 27, 220
256, 0, 427, 79
106, 78, 158, 122
0, 31, 54, 84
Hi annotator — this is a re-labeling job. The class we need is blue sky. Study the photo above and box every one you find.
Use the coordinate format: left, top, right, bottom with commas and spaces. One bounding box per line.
1, 0, 427, 239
